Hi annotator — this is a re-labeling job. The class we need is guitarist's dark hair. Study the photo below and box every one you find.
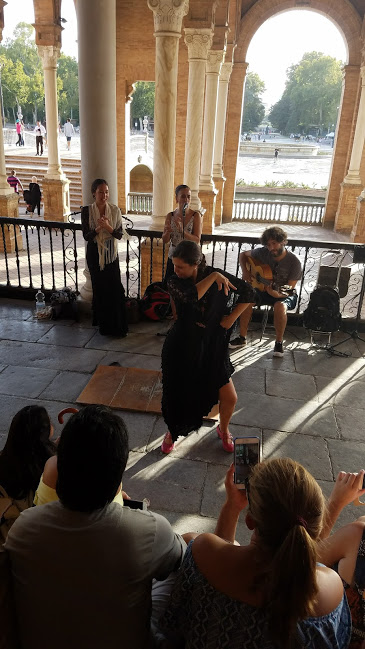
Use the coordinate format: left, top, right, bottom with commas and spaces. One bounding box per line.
261, 226, 287, 246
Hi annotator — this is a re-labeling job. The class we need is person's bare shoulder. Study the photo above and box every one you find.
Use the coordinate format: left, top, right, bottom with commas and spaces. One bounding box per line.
42, 455, 58, 489
314, 565, 344, 616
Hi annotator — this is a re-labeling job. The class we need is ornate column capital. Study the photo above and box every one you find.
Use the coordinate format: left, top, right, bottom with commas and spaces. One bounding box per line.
206, 50, 224, 75
37, 45, 61, 70
147, 0, 189, 37
220, 62, 232, 83
184, 28, 212, 60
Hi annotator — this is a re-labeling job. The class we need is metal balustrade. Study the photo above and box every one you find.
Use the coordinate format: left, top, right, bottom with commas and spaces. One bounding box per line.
1, 215, 364, 323
233, 199, 325, 225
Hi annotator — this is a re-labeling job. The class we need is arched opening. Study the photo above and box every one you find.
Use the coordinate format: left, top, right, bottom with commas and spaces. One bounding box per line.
130, 164, 153, 193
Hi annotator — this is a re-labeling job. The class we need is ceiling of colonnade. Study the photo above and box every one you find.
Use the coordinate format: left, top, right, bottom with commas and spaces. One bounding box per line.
236, 0, 364, 65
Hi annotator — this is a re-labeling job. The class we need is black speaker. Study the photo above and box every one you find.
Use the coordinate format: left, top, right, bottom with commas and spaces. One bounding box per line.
353, 246, 365, 264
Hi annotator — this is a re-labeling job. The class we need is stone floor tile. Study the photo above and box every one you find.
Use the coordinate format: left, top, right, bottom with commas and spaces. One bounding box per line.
123, 450, 206, 513
265, 369, 317, 400
0, 365, 58, 398
86, 331, 163, 356
315, 375, 349, 404
129, 320, 170, 335
334, 405, 365, 441
332, 380, 365, 409
201, 464, 233, 519
37, 325, 95, 347
0, 300, 34, 320
262, 430, 332, 481
98, 351, 162, 371
0, 319, 54, 342
39, 371, 91, 403
232, 365, 266, 395
0, 365, 6, 374
294, 349, 364, 378
327, 439, 365, 476
233, 394, 338, 438
121, 411, 158, 451
153, 510, 251, 546
0, 340, 106, 372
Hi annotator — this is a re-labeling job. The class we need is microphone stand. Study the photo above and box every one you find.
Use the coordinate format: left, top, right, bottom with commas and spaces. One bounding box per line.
182, 202, 188, 239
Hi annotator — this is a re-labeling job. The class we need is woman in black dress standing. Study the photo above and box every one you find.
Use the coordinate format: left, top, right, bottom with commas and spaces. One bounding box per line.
161, 241, 255, 454
81, 178, 128, 336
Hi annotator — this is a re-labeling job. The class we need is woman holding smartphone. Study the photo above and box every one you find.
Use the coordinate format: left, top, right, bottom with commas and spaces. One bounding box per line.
161, 241, 255, 454
159, 459, 351, 649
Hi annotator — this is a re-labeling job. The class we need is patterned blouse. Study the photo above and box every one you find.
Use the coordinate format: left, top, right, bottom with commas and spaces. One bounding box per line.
160, 542, 351, 649
335, 528, 365, 648
168, 211, 196, 258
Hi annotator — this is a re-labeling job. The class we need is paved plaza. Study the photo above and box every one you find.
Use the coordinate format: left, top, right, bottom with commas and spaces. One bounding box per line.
1, 299, 365, 543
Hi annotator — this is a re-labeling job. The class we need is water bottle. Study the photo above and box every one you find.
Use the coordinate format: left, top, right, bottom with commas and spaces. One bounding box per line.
35, 290, 46, 317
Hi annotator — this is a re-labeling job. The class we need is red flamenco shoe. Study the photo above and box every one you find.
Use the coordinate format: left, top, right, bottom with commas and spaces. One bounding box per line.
217, 425, 234, 453
161, 431, 175, 454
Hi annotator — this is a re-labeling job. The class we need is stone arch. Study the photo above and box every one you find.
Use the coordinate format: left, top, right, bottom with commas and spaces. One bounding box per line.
236, 1, 361, 65
130, 164, 153, 193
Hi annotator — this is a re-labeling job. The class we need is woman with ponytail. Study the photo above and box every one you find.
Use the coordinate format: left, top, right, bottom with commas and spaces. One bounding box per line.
161, 240, 255, 454
159, 458, 351, 649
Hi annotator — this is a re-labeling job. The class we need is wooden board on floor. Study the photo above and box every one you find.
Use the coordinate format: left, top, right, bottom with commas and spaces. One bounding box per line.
77, 365, 218, 419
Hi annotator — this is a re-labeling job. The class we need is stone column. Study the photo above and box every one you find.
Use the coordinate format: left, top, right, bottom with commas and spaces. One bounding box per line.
183, 28, 212, 212
199, 49, 224, 232
324, 65, 360, 227
148, 0, 188, 227
0, 0, 21, 252
213, 61, 232, 227
77, 0, 118, 301
38, 45, 70, 222
222, 61, 248, 223
334, 65, 365, 233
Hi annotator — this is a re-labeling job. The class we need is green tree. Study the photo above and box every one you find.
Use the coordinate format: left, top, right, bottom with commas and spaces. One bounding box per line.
57, 54, 79, 123
130, 81, 155, 123
241, 72, 266, 133
269, 52, 343, 135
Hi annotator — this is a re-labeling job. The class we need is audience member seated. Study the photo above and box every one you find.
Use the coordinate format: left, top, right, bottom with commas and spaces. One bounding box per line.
317, 469, 365, 648
5, 405, 186, 649
0, 405, 56, 543
158, 459, 351, 649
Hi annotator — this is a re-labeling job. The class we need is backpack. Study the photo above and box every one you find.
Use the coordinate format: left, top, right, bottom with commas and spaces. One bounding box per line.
139, 282, 171, 321
303, 286, 341, 332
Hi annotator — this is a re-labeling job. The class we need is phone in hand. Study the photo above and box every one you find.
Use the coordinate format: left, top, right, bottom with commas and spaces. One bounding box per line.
124, 499, 148, 510
234, 436, 261, 489
362, 474, 365, 490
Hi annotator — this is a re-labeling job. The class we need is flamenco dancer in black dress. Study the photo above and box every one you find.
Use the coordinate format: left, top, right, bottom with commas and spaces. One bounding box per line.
81, 178, 128, 336
161, 241, 255, 454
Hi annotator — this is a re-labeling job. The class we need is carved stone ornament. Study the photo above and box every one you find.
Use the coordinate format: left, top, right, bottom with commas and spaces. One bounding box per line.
219, 62, 232, 83
147, 0, 189, 35
37, 45, 61, 69
206, 50, 224, 75
184, 28, 213, 60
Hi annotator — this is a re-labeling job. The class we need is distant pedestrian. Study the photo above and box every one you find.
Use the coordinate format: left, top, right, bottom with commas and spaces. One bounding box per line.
20, 120, 25, 146
15, 120, 22, 146
28, 176, 42, 215
274, 148, 279, 159
63, 118, 75, 151
7, 170, 23, 194
34, 121, 46, 156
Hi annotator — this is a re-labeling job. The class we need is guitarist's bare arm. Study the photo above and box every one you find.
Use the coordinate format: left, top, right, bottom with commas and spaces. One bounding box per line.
266, 279, 297, 299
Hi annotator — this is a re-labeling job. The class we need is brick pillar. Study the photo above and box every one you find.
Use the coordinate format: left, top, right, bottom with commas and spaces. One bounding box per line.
324, 66, 360, 227
333, 66, 365, 233
213, 62, 232, 226
222, 61, 247, 223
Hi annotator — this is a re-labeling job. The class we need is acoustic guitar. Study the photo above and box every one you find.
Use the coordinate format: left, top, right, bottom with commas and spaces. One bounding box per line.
245, 257, 294, 296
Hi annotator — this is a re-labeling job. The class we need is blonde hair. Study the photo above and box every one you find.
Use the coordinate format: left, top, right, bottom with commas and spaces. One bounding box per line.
248, 458, 324, 648
31, 176, 37, 183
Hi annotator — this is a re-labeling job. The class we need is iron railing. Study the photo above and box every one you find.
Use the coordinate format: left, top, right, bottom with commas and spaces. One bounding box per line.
233, 199, 325, 225
1, 215, 364, 322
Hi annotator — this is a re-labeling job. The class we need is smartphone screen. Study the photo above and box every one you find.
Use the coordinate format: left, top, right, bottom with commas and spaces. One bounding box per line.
234, 437, 261, 488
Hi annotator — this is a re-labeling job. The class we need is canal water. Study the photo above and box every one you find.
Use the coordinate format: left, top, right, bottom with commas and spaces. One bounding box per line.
236, 153, 332, 190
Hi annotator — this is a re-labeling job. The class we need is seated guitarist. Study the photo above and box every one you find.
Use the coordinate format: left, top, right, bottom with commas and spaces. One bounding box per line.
230, 226, 302, 357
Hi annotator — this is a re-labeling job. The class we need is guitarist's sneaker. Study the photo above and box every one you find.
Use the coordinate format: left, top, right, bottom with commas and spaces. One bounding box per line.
229, 335, 246, 349
273, 341, 284, 357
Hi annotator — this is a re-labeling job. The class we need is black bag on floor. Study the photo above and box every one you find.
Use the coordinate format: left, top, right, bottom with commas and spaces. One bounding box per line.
303, 286, 341, 332
139, 282, 171, 321
50, 287, 78, 321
